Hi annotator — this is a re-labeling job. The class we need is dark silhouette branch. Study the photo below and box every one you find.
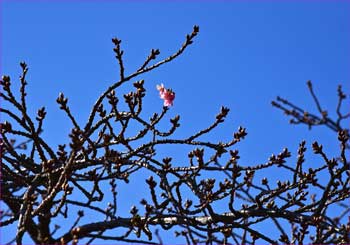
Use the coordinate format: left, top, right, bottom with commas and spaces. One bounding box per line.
1, 25, 349, 245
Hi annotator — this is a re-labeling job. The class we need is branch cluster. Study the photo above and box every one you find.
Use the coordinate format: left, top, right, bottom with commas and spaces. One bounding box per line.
1, 26, 349, 245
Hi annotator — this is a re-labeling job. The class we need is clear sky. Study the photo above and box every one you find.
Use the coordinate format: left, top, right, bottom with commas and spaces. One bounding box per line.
1, 1, 350, 244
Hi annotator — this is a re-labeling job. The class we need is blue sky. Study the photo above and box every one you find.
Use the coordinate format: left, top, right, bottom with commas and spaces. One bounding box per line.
1, 1, 350, 244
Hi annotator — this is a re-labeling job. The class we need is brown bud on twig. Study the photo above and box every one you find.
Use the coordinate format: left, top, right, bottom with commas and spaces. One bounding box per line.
184, 199, 192, 209
312, 141, 322, 154
103, 134, 111, 145
97, 104, 106, 117
36, 107, 47, 121
221, 227, 232, 238
57, 144, 67, 161
130, 205, 138, 216
20, 61, 27, 70
261, 177, 268, 185
56, 92, 68, 110
307, 80, 312, 88
338, 129, 349, 143
123, 92, 133, 103
162, 162, 172, 172
107, 90, 118, 105
133, 80, 146, 93
1, 75, 11, 92
69, 128, 83, 150
216, 106, 230, 122
1, 121, 12, 133
112, 37, 121, 46
170, 115, 180, 128
279, 234, 290, 244
150, 49, 160, 60
77, 210, 84, 217
146, 176, 157, 188
337, 85, 346, 99
234, 127, 247, 141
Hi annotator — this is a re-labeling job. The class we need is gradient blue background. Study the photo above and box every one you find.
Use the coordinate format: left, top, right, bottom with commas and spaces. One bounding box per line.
1, 1, 350, 244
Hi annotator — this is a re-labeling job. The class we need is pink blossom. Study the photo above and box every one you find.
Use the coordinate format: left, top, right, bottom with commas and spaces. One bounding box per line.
156, 83, 175, 107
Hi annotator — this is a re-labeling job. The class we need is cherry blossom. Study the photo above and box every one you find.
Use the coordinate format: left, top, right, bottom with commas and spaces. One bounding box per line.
157, 83, 175, 107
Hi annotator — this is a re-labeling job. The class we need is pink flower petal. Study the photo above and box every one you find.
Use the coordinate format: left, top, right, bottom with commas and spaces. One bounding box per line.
156, 84, 175, 107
